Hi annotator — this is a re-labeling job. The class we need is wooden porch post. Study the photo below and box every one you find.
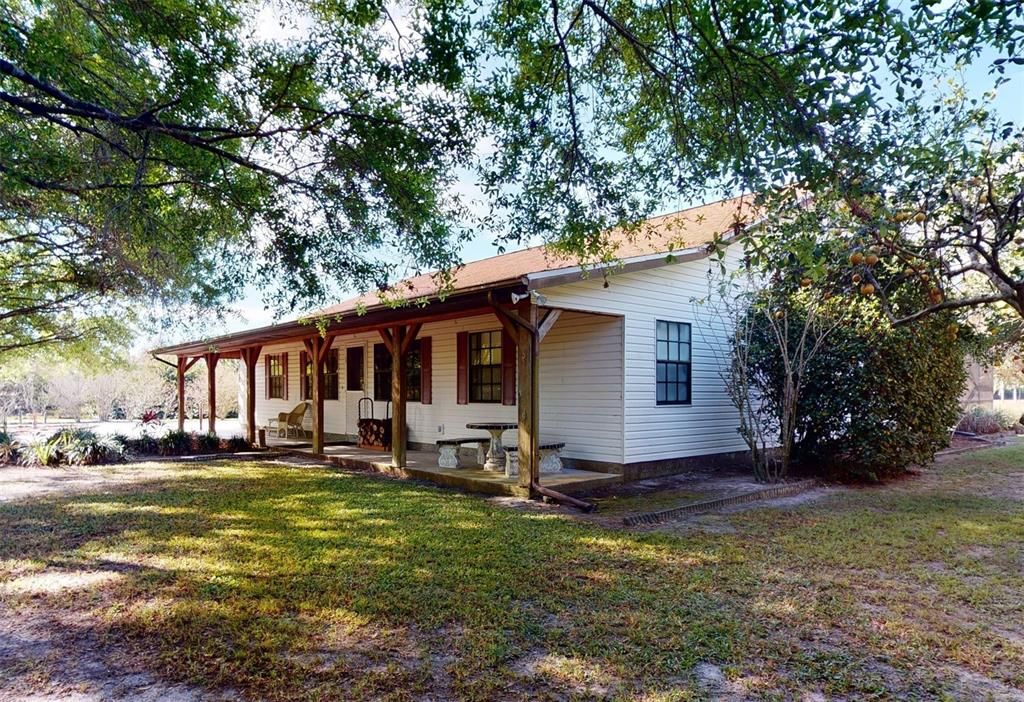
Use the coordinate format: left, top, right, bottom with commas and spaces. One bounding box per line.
176, 357, 187, 432
205, 352, 219, 436
383, 323, 420, 468
390, 326, 407, 468
311, 336, 325, 455
516, 302, 540, 490
241, 347, 261, 445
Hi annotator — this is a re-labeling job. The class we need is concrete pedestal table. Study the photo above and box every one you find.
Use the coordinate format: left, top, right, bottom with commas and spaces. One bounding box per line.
465, 422, 517, 471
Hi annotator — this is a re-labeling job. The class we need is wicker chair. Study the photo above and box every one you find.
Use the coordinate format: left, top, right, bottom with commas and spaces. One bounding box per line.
268, 402, 310, 439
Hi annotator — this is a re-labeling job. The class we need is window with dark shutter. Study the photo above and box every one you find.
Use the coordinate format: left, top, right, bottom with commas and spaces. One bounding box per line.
268, 354, 285, 399
469, 330, 502, 403
655, 321, 691, 405
324, 349, 339, 400
300, 351, 312, 400
372, 341, 422, 402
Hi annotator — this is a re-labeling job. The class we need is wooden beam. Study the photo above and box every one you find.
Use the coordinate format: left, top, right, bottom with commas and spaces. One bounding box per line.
399, 322, 422, 357
490, 303, 520, 341
390, 325, 408, 468
317, 334, 335, 365
205, 352, 219, 436
515, 302, 540, 491
176, 357, 187, 432
241, 346, 261, 445
536, 309, 562, 342
310, 336, 325, 454
183, 356, 200, 373
302, 338, 314, 357
378, 327, 395, 353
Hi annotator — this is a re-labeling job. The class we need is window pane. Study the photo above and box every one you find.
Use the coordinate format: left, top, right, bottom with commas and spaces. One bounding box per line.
668, 344, 678, 361
668, 323, 678, 341
657, 320, 667, 339
667, 384, 677, 402
657, 341, 667, 360
679, 325, 690, 342
679, 344, 690, 362
657, 383, 666, 402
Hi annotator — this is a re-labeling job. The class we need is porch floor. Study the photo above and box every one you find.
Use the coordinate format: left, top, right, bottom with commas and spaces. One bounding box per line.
267, 439, 621, 497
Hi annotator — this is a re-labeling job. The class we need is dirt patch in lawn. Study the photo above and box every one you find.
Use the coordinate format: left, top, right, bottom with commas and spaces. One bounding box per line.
0, 602, 237, 701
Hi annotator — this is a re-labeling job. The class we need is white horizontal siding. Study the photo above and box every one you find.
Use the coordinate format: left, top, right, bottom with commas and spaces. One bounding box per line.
541, 244, 747, 464
251, 310, 624, 464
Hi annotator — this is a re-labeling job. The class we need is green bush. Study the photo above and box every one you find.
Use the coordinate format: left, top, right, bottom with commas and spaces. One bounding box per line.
0, 431, 16, 464
957, 407, 1014, 435
159, 430, 193, 456
746, 294, 966, 481
195, 432, 220, 453
224, 436, 251, 452
35, 429, 127, 466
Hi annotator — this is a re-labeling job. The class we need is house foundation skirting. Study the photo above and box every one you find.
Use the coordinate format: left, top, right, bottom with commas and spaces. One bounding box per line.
562, 449, 752, 481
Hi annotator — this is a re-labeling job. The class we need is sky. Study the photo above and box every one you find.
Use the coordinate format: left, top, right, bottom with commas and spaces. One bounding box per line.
143, 7, 1023, 351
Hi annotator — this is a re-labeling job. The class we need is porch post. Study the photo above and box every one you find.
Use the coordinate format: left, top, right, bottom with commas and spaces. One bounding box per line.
311, 336, 325, 454
176, 357, 187, 432
516, 302, 540, 490
390, 326, 407, 468
205, 352, 219, 436
242, 347, 261, 445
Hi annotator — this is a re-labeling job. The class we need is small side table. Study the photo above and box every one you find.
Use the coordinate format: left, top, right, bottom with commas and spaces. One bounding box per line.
465, 423, 518, 471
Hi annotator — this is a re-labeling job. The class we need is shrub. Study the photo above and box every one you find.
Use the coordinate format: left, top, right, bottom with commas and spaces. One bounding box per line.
38, 429, 128, 466
121, 434, 161, 456
194, 432, 220, 453
223, 436, 251, 452
0, 431, 17, 464
159, 430, 193, 456
19, 439, 60, 467
957, 407, 1013, 435
745, 293, 966, 481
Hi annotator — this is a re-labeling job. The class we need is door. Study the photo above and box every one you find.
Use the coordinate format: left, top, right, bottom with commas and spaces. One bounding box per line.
344, 344, 366, 438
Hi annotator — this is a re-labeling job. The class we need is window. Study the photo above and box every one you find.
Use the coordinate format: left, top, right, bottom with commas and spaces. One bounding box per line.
301, 352, 312, 400
406, 340, 421, 402
373, 343, 391, 401
656, 321, 691, 405
373, 341, 422, 402
346, 347, 363, 391
324, 349, 339, 400
268, 354, 285, 399
300, 349, 338, 401
469, 330, 502, 403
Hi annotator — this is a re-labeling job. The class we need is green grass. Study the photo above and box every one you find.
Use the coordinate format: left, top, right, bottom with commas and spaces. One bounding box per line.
2, 448, 1023, 700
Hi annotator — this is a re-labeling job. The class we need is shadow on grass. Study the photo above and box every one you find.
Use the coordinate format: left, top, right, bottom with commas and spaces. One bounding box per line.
1, 452, 1023, 701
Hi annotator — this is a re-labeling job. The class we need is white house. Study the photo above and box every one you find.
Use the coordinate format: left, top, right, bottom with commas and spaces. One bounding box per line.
153, 195, 756, 492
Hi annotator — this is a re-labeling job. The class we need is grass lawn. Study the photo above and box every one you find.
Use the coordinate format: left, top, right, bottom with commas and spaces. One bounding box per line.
2, 447, 1023, 701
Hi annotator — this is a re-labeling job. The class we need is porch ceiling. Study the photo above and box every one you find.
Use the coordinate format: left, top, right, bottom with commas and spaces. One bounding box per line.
151, 284, 526, 358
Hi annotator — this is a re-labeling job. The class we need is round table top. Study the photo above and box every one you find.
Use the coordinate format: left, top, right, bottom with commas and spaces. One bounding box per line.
466, 422, 518, 431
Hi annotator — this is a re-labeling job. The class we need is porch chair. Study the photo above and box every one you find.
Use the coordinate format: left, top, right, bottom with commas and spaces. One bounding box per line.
268, 402, 310, 439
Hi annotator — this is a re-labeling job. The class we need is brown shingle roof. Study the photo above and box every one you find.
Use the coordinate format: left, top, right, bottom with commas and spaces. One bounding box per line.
319, 194, 754, 316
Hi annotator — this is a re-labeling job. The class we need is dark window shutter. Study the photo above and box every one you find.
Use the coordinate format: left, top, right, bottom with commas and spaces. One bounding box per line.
456, 331, 468, 405
420, 337, 432, 405
265, 355, 270, 400
501, 329, 516, 406
299, 350, 308, 400
282, 352, 289, 401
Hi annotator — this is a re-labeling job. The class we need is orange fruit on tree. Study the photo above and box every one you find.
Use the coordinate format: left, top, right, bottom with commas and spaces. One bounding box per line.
865, 253, 879, 266
852, 273, 862, 283
849, 251, 865, 265
914, 212, 926, 223
860, 283, 875, 295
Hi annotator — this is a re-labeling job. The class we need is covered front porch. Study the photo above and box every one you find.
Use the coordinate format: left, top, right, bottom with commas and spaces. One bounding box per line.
265, 439, 621, 497
153, 284, 624, 500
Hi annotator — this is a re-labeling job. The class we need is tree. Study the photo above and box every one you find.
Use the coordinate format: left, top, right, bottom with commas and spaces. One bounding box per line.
474, 0, 1022, 254
1, 0, 476, 355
